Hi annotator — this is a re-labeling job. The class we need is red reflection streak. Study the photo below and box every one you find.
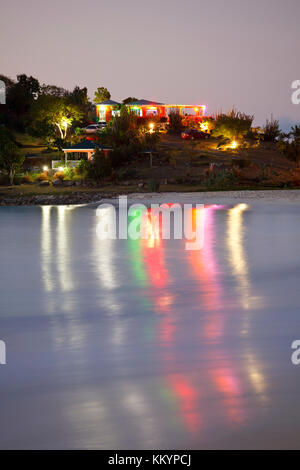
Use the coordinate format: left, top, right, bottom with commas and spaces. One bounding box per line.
141, 210, 174, 343
141, 209, 201, 433
142, 209, 175, 344
170, 375, 199, 433
142, 210, 167, 289
189, 206, 224, 337
189, 206, 245, 425
214, 367, 244, 424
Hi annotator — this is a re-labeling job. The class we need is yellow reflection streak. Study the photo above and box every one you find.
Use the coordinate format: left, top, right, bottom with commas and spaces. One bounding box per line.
227, 204, 268, 403
121, 384, 160, 447
227, 203, 261, 312
93, 207, 123, 344
41, 206, 54, 292
227, 204, 249, 293
245, 353, 268, 403
57, 206, 74, 292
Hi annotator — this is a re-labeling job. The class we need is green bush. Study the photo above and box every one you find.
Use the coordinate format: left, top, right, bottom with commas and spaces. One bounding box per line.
213, 109, 253, 140
63, 166, 74, 180
72, 174, 84, 183
76, 158, 91, 175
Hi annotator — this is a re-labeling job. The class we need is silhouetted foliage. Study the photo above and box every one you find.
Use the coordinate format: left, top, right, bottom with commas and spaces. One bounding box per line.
94, 87, 111, 103
263, 116, 281, 142
0, 125, 24, 184
168, 111, 183, 133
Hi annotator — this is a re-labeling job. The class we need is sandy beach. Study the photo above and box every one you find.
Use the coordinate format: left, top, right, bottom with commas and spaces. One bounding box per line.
102, 189, 300, 206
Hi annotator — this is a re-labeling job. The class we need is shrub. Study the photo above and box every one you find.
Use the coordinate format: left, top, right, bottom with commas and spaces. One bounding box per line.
168, 112, 183, 133
213, 109, 253, 140
263, 116, 280, 142
53, 171, 65, 181
75, 159, 91, 175
90, 149, 112, 183
21, 172, 33, 183
72, 174, 84, 183
63, 166, 74, 180
36, 172, 49, 182
280, 125, 300, 165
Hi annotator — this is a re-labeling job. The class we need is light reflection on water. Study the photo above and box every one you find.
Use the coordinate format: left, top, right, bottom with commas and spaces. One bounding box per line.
1, 203, 300, 449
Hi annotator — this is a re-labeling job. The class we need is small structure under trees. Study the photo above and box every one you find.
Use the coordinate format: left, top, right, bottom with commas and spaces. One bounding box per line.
53, 140, 112, 168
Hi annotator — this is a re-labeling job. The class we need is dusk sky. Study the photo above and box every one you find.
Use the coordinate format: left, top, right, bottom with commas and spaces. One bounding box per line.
1, 0, 300, 127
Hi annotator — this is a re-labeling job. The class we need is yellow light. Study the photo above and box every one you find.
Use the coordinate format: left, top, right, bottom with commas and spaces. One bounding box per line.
43, 165, 48, 172
231, 140, 238, 149
59, 166, 64, 172
62, 119, 68, 129
194, 107, 199, 112
149, 122, 154, 133
200, 122, 209, 132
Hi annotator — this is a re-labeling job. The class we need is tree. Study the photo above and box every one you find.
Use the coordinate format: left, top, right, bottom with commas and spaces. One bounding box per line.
69, 86, 88, 107
69, 86, 91, 126
0, 126, 24, 184
94, 87, 111, 103
7, 74, 40, 115
31, 94, 83, 140
40, 84, 69, 98
122, 97, 138, 104
0, 75, 15, 89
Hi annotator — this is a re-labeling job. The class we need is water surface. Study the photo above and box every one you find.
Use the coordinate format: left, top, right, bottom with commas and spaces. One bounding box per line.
0, 203, 300, 449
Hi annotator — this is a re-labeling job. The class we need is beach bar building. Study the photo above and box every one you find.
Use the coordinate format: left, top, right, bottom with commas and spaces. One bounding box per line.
95, 98, 207, 124
126, 99, 166, 118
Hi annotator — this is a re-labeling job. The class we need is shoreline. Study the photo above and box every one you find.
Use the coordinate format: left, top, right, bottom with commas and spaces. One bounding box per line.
1, 189, 300, 206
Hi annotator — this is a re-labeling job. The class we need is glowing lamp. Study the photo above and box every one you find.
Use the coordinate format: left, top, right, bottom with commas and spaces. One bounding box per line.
43, 165, 48, 172
59, 167, 64, 172
200, 122, 209, 132
231, 140, 238, 149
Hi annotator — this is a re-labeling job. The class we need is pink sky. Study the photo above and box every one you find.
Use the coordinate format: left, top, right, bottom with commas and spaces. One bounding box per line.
1, 0, 300, 128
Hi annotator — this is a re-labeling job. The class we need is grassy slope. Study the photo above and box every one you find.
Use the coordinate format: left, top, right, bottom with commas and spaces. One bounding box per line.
0, 132, 295, 199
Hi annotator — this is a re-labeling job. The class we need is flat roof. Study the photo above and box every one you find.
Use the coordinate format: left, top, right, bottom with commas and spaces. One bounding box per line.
163, 104, 206, 108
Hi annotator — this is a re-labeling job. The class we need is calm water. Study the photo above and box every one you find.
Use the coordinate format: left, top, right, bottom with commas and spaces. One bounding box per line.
1, 202, 300, 449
